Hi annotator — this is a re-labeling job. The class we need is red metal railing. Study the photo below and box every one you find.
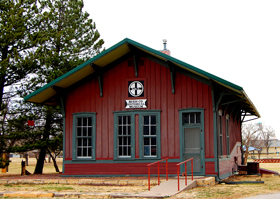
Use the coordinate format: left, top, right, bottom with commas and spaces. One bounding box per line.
176, 158, 193, 191
147, 158, 168, 191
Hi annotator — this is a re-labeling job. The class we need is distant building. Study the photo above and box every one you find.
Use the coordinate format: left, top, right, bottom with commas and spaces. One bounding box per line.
250, 139, 280, 154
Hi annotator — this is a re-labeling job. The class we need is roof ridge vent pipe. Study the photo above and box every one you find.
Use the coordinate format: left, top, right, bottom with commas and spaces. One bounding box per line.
160, 39, 170, 55
163, 39, 167, 50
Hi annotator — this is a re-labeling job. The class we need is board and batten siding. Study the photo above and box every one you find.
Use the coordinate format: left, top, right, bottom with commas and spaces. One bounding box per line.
64, 57, 214, 174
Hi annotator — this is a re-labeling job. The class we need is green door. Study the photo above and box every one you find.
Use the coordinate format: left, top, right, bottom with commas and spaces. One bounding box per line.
184, 127, 203, 174
180, 110, 205, 176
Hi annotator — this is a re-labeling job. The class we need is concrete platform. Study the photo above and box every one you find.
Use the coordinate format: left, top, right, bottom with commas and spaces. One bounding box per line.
112, 179, 197, 198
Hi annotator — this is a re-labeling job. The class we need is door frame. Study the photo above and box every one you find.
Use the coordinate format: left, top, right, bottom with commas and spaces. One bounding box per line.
179, 108, 205, 175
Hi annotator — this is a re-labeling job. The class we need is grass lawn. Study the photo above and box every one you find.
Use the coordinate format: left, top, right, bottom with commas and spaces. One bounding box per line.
1, 157, 63, 175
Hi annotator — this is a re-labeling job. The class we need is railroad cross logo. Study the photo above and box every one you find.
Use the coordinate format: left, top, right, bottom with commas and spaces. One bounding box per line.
128, 81, 144, 97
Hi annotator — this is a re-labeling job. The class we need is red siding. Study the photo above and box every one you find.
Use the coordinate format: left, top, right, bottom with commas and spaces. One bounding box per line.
63, 162, 178, 175
64, 57, 216, 175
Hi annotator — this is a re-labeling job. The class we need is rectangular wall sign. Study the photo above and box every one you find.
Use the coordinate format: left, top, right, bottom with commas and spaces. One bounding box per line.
125, 99, 147, 108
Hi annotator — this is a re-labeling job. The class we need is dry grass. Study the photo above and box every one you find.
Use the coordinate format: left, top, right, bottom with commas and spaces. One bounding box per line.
0, 183, 146, 194
1, 157, 280, 198
2, 157, 63, 175
172, 175, 280, 199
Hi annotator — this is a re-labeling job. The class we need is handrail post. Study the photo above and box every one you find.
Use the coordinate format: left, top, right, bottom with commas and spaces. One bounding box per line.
147, 158, 169, 191
191, 158, 193, 181
176, 158, 194, 191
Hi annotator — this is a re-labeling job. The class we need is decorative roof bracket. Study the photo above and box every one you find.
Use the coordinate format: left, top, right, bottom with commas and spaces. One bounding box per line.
167, 60, 176, 94
91, 64, 103, 97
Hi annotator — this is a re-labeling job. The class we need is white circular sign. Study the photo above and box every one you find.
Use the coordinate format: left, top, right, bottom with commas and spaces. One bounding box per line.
128, 81, 144, 97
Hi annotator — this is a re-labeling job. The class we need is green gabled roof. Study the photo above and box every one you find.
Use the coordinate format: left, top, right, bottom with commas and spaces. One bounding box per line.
24, 38, 260, 117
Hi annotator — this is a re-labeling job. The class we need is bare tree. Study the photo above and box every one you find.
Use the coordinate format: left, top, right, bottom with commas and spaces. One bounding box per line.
242, 123, 262, 164
260, 125, 275, 155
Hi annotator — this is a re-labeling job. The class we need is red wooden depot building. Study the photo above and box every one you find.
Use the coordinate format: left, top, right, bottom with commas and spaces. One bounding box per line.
25, 38, 260, 180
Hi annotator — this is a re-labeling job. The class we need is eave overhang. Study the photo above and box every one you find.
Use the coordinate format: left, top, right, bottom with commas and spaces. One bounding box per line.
24, 38, 260, 118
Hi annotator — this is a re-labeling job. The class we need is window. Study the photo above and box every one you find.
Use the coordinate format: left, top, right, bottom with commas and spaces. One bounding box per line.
114, 111, 160, 160
226, 114, 230, 156
73, 113, 96, 160
218, 110, 223, 156
139, 112, 160, 159
114, 113, 135, 159
143, 115, 157, 157
117, 115, 132, 157
183, 112, 201, 124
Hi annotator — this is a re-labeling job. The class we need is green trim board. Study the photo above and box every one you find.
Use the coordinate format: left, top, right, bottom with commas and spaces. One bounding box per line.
24, 38, 260, 118
64, 157, 180, 164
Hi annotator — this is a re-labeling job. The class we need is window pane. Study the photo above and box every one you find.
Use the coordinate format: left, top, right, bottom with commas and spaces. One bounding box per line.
196, 114, 201, 123
118, 126, 122, 135
151, 137, 157, 145
123, 146, 127, 156
88, 118, 92, 126
124, 137, 127, 145
127, 116, 131, 124
83, 148, 87, 156
88, 148, 92, 157
151, 146, 157, 156
77, 148, 82, 156
151, 115, 156, 124
190, 114, 195, 123
119, 146, 123, 156
118, 137, 122, 145
77, 118, 82, 126
144, 146, 150, 156
83, 138, 87, 146
151, 126, 156, 135
77, 138, 82, 146
183, 113, 189, 124
127, 126, 131, 135
128, 146, 131, 156
88, 128, 92, 136
123, 126, 127, 135
83, 127, 87, 136
118, 116, 122, 125
123, 116, 127, 124
77, 127, 82, 136
143, 126, 149, 135
128, 136, 131, 145
88, 138, 92, 146
83, 118, 87, 126
144, 137, 149, 145
144, 116, 149, 124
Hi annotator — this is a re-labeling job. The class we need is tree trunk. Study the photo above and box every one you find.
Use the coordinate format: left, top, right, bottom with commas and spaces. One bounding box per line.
48, 150, 60, 173
33, 147, 46, 174
24, 152, 29, 166
34, 113, 51, 174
